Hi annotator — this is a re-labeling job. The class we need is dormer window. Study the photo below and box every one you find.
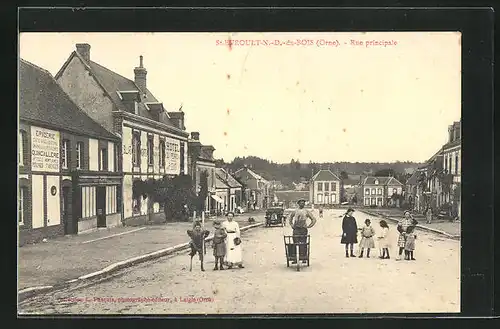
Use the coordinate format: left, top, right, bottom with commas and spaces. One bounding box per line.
375, 179, 379, 185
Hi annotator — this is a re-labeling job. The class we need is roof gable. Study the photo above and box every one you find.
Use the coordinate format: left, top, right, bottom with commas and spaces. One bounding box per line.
56, 51, 177, 128
19, 59, 119, 141
216, 168, 242, 188
312, 169, 340, 181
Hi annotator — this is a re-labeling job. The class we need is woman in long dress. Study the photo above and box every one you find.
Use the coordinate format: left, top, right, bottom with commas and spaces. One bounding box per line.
222, 212, 244, 269
341, 208, 358, 258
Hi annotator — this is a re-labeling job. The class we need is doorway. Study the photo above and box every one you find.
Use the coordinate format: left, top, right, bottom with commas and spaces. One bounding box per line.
62, 186, 75, 234
96, 186, 107, 228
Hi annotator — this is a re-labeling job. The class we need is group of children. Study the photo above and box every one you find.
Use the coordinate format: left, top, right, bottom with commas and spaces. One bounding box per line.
358, 219, 417, 260
186, 219, 228, 271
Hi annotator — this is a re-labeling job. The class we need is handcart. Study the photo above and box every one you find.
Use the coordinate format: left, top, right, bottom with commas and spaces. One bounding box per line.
283, 235, 310, 271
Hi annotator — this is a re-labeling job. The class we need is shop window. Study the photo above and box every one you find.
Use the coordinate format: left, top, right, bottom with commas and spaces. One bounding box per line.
100, 148, 108, 171
76, 142, 84, 169
62, 140, 70, 169
132, 132, 140, 167
106, 186, 117, 214
81, 186, 96, 218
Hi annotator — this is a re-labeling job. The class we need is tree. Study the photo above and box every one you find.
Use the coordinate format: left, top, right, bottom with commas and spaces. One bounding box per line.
374, 168, 396, 177
340, 171, 349, 180
351, 194, 358, 205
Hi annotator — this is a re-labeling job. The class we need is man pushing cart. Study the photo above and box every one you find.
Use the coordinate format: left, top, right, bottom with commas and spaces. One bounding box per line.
284, 199, 317, 271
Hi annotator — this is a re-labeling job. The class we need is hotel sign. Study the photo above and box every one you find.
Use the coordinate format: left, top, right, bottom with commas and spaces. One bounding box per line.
31, 126, 60, 172
165, 137, 180, 175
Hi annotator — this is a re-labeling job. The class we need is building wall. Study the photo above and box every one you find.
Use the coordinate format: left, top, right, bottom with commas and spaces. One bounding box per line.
121, 121, 188, 223
311, 180, 340, 204
56, 56, 115, 133
19, 121, 121, 245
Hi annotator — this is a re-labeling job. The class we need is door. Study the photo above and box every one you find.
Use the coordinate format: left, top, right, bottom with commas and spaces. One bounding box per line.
96, 186, 107, 228
62, 186, 75, 234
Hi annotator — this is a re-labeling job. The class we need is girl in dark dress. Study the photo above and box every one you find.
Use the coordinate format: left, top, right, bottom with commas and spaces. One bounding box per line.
341, 208, 358, 258
212, 219, 227, 270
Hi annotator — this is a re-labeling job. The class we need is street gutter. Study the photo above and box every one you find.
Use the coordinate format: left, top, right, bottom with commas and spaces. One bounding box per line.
18, 222, 263, 303
359, 210, 460, 240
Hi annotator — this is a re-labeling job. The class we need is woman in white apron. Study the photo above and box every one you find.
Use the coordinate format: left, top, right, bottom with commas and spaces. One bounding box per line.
222, 212, 244, 269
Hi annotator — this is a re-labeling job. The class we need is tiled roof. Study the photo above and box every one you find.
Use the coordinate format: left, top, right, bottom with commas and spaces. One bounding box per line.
56, 51, 181, 129
311, 169, 341, 182
406, 171, 419, 185
215, 174, 230, 189
216, 168, 242, 188
442, 138, 461, 150
362, 176, 403, 186
19, 59, 119, 141
234, 167, 269, 184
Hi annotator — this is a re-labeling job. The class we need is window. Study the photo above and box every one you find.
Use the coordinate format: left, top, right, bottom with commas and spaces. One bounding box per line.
371, 188, 376, 195
317, 182, 323, 191
455, 154, 459, 175
393, 188, 397, 195
159, 140, 166, 168
371, 198, 376, 205
19, 131, 26, 166
106, 186, 117, 214
377, 198, 383, 206
147, 135, 154, 166
375, 180, 379, 185
100, 148, 108, 171
133, 197, 141, 215
132, 132, 140, 166
180, 142, 185, 174
444, 156, 448, 173
81, 186, 96, 218
324, 182, 330, 191
76, 142, 84, 169
62, 140, 69, 169
377, 188, 382, 195
331, 182, 337, 191
114, 143, 119, 172
18, 187, 25, 225
365, 188, 370, 195
448, 155, 452, 173
331, 194, 336, 203
364, 198, 370, 206
317, 194, 323, 203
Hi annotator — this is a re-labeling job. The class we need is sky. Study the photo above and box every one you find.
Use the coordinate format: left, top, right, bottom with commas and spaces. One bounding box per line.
19, 32, 461, 163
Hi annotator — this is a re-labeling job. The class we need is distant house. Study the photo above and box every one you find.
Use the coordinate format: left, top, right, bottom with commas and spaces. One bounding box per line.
187, 132, 217, 214
275, 190, 310, 208
292, 181, 308, 191
362, 176, 404, 207
309, 169, 341, 205
233, 166, 270, 209
269, 180, 284, 190
215, 168, 243, 213
442, 120, 461, 218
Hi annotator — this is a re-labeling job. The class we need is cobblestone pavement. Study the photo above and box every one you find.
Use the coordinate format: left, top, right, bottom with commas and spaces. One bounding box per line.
18, 209, 460, 314
18, 215, 257, 290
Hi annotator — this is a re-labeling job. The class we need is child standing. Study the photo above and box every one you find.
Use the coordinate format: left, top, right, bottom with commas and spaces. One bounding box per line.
358, 219, 375, 258
212, 219, 227, 270
404, 226, 417, 260
319, 206, 324, 218
187, 221, 210, 272
377, 220, 391, 259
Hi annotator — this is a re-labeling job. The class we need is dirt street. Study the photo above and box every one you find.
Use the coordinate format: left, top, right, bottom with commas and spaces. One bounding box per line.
18, 209, 460, 314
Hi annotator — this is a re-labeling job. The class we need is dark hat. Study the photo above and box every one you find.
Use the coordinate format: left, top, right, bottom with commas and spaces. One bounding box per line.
193, 220, 202, 228
234, 237, 242, 245
403, 210, 412, 216
347, 208, 355, 213
297, 199, 306, 204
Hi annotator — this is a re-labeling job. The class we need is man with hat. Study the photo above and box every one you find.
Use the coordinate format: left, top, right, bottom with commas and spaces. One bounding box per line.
288, 199, 317, 263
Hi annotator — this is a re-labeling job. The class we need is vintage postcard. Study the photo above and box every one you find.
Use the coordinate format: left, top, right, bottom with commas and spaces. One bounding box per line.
18, 31, 461, 314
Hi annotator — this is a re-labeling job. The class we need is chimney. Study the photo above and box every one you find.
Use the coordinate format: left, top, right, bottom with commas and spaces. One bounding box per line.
191, 132, 200, 141
76, 43, 91, 63
168, 112, 185, 130
134, 55, 147, 93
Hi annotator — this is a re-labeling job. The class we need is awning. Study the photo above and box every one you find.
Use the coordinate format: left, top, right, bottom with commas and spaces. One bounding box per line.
211, 195, 224, 203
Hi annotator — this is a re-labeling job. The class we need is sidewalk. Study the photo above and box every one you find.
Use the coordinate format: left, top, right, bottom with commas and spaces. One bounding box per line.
360, 209, 460, 237
18, 215, 260, 292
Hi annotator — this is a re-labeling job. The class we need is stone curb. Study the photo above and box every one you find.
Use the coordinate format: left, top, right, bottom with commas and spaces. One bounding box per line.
360, 210, 460, 240
18, 222, 263, 303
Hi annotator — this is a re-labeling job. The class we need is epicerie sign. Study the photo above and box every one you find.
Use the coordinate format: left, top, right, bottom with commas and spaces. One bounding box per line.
31, 126, 60, 172
165, 137, 180, 175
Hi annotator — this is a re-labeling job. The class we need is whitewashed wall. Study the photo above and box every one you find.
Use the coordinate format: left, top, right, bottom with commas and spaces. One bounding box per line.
31, 175, 44, 229
122, 126, 132, 173
46, 175, 60, 226
108, 141, 115, 172
89, 138, 99, 171
123, 175, 133, 218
